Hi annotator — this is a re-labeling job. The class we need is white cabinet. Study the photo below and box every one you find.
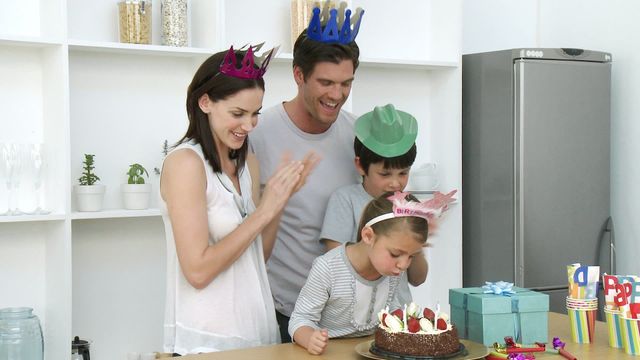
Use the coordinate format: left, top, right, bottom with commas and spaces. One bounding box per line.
0, 0, 461, 358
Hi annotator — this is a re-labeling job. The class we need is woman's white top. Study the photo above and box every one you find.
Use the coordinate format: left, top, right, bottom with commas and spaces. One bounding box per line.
161, 142, 280, 354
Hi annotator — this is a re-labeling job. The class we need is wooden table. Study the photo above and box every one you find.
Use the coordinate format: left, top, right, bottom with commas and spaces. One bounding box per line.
181, 312, 636, 359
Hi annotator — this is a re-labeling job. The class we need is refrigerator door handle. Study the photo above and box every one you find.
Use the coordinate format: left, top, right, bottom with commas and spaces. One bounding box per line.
597, 216, 616, 274
607, 216, 616, 274
528, 285, 568, 292
595, 216, 616, 275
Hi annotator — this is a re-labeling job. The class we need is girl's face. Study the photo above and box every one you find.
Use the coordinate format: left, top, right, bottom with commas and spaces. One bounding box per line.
200, 87, 264, 153
363, 225, 425, 277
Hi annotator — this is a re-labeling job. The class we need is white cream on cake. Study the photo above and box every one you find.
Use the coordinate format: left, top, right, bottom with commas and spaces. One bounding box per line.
377, 302, 453, 334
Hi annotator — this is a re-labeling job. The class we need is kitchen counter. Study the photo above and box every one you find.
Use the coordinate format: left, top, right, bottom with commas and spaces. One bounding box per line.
181, 312, 635, 359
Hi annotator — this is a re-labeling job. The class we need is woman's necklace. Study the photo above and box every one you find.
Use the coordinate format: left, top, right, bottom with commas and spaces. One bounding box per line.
215, 170, 247, 219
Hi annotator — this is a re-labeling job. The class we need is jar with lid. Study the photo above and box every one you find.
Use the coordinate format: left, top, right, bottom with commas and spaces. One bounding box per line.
71, 336, 91, 360
118, 1, 152, 44
0, 307, 44, 360
161, 0, 189, 46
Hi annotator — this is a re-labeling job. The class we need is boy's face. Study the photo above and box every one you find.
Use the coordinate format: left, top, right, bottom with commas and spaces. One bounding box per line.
356, 159, 411, 198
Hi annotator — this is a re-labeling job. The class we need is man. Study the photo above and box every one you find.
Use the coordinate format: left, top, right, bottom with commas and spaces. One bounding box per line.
249, 4, 364, 343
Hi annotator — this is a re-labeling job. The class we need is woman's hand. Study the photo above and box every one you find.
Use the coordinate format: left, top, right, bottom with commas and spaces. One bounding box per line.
256, 160, 304, 217
292, 151, 320, 193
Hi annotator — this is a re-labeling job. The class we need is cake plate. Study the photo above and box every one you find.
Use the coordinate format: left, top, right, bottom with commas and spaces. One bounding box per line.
355, 339, 489, 360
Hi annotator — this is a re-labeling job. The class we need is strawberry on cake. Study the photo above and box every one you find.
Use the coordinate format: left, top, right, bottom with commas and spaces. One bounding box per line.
373, 303, 460, 357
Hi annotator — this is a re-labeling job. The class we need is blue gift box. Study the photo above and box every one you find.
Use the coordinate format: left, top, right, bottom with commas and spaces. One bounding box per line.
449, 286, 549, 346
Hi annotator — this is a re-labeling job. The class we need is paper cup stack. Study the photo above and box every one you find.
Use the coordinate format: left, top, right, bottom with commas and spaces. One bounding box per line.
603, 274, 624, 348
604, 307, 624, 348
566, 296, 598, 343
566, 264, 600, 344
602, 273, 640, 355
620, 316, 640, 355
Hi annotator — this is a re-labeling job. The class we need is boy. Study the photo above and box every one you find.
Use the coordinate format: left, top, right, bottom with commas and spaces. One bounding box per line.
320, 104, 427, 305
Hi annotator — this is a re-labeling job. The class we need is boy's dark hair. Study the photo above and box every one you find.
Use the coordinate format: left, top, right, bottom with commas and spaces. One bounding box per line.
292, 29, 360, 79
354, 137, 417, 174
179, 50, 265, 176
356, 192, 428, 243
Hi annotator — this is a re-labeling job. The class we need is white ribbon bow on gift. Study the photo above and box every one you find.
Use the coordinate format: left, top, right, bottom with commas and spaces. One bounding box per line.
482, 281, 516, 296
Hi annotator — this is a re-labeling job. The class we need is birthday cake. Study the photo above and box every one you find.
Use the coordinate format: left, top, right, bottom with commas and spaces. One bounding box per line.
374, 303, 460, 357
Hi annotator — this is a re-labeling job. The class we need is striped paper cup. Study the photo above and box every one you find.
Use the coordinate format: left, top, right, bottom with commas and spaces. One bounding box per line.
567, 299, 597, 344
605, 307, 623, 348
621, 316, 640, 356
566, 297, 598, 309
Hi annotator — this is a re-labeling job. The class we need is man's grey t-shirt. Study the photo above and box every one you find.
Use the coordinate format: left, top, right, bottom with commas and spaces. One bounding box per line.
249, 103, 360, 316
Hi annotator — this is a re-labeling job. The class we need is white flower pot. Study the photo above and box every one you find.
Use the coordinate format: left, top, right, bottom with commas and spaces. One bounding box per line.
75, 185, 106, 212
121, 183, 151, 210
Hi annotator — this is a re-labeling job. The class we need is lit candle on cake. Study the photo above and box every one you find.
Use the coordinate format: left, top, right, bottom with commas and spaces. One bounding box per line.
403, 304, 407, 330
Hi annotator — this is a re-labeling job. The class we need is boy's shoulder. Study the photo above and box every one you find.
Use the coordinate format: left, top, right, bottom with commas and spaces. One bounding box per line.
330, 183, 371, 204
333, 183, 363, 197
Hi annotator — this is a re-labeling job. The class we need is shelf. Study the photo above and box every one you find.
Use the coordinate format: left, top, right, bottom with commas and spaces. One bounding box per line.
64, 42, 460, 69
0, 213, 66, 223
68, 39, 218, 57
0, 211, 163, 222
70, 208, 161, 220
360, 57, 459, 70
0, 34, 63, 48
408, 190, 438, 194
274, 52, 459, 70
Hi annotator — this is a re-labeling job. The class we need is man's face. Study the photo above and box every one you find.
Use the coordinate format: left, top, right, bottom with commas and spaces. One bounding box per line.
295, 60, 355, 132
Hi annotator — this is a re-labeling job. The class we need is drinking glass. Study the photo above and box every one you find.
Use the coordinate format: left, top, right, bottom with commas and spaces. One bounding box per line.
0, 143, 9, 215
10, 144, 26, 215
1, 143, 17, 215
28, 144, 49, 215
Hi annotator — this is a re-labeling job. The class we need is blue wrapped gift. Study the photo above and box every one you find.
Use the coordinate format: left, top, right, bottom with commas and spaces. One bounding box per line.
449, 283, 549, 346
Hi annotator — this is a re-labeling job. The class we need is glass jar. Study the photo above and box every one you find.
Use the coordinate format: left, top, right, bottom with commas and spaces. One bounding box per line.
0, 307, 44, 360
118, 1, 152, 44
290, 0, 337, 49
161, 0, 189, 47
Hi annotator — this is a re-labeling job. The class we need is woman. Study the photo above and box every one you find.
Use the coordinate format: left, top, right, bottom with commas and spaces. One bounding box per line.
160, 45, 317, 355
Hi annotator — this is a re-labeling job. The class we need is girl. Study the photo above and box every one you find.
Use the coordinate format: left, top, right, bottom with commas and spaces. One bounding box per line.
289, 191, 451, 355
160, 45, 317, 354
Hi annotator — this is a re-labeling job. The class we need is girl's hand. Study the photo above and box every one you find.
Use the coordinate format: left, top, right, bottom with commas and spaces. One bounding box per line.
257, 160, 303, 217
306, 328, 329, 355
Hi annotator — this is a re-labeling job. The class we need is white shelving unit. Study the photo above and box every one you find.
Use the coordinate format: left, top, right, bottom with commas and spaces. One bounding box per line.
0, 0, 461, 358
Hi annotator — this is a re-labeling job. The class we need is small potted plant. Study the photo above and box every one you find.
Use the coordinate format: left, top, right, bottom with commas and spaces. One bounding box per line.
75, 154, 106, 211
121, 163, 151, 210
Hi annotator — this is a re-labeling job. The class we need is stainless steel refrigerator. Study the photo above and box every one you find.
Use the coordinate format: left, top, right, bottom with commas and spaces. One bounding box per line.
462, 48, 614, 314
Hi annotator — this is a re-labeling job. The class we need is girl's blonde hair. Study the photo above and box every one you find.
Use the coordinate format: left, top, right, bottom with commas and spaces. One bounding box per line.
356, 192, 429, 243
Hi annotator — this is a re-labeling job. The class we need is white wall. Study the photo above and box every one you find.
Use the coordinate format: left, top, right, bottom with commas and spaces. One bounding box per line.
463, 0, 538, 53
462, 0, 640, 275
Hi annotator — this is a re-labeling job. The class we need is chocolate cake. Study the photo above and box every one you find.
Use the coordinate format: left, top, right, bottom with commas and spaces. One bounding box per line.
373, 303, 460, 357
374, 324, 459, 356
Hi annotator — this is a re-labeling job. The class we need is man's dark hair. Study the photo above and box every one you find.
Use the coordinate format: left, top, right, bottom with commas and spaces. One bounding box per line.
354, 137, 417, 174
292, 29, 360, 79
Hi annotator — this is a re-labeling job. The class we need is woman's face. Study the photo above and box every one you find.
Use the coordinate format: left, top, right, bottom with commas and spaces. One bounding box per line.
202, 87, 264, 152
364, 225, 424, 277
